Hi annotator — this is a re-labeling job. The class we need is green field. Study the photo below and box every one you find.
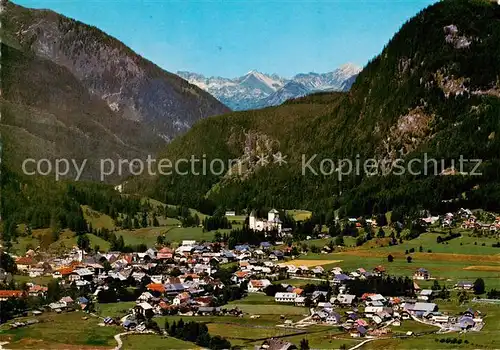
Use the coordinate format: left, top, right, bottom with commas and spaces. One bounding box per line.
0, 312, 118, 348
51, 232, 111, 252
275, 278, 325, 286
82, 205, 116, 230
145, 198, 209, 221
291, 230, 500, 291
298, 250, 500, 290
286, 210, 312, 222
11, 230, 111, 255
156, 313, 308, 348
11, 236, 39, 255
206, 323, 303, 347
227, 215, 247, 222
117, 225, 240, 247
96, 301, 135, 318
390, 320, 438, 335
13, 274, 53, 286
377, 230, 500, 256
122, 334, 198, 350
15, 197, 243, 253
226, 293, 309, 316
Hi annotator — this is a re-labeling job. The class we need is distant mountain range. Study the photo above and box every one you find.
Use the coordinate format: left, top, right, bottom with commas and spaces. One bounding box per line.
177, 64, 361, 110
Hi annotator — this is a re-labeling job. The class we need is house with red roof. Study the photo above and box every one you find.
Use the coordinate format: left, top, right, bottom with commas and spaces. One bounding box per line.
0, 290, 24, 301
28, 285, 48, 297
52, 267, 74, 279
146, 283, 166, 294
15, 257, 36, 272
373, 265, 386, 275
157, 247, 173, 260
247, 279, 271, 292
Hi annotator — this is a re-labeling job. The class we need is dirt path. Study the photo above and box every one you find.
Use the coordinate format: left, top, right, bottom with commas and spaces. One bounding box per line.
113, 332, 126, 350
114, 331, 154, 350
347, 337, 378, 350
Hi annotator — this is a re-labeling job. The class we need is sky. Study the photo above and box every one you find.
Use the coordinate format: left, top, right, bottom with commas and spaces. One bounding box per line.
14, 0, 438, 78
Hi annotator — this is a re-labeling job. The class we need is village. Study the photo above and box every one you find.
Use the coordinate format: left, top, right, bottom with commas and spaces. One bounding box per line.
1, 206, 499, 349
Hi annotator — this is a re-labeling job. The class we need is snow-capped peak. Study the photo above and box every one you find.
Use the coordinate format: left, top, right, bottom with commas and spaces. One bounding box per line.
338, 63, 362, 76
245, 69, 260, 75
177, 63, 360, 111
239, 70, 283, 93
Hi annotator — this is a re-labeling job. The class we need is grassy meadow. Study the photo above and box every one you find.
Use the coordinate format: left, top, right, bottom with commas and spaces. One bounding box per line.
0, 312, 118, 349
122, 334, 199, 350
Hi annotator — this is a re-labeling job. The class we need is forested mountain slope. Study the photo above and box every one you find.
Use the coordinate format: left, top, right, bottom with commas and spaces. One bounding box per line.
146, 0, 500, 216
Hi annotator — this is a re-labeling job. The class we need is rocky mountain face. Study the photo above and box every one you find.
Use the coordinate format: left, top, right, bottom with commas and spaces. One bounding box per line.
151, 0, 500, 215
177, 63, 361, 110
1, 42, 161, 181
3, 1, 230, 142
255, 81, 310, 108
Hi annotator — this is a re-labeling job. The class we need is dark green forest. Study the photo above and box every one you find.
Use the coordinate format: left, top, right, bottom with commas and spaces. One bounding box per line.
143, 0, 500, 217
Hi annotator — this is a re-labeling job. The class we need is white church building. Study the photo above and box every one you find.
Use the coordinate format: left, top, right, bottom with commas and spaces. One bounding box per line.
249, 209, 282, 234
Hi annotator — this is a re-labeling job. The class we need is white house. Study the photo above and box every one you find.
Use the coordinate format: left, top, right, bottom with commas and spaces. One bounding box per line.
365, 306, 384, 315
135, 302, 153, 316
275, 292, 297, 303
28, 267, 44, 278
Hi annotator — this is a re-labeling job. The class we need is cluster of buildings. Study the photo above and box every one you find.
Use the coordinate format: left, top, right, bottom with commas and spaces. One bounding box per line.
3, 232, 487, 339
3, 239, 296, 321
431, 208, 500, 234
229, 262, 484, 338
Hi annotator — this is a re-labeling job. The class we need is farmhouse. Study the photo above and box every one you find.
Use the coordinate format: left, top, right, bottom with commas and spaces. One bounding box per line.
15, 257, 36, 272
52, 267, 74, 279
455, 281, 474, 290
350, 325, 367, 338
413, 268, 431, 280
135, 302, 153, 316
373, 266, 386, 275
405, 302, 438, 315
432, 315, 450, 323
173, 292, 191, 305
